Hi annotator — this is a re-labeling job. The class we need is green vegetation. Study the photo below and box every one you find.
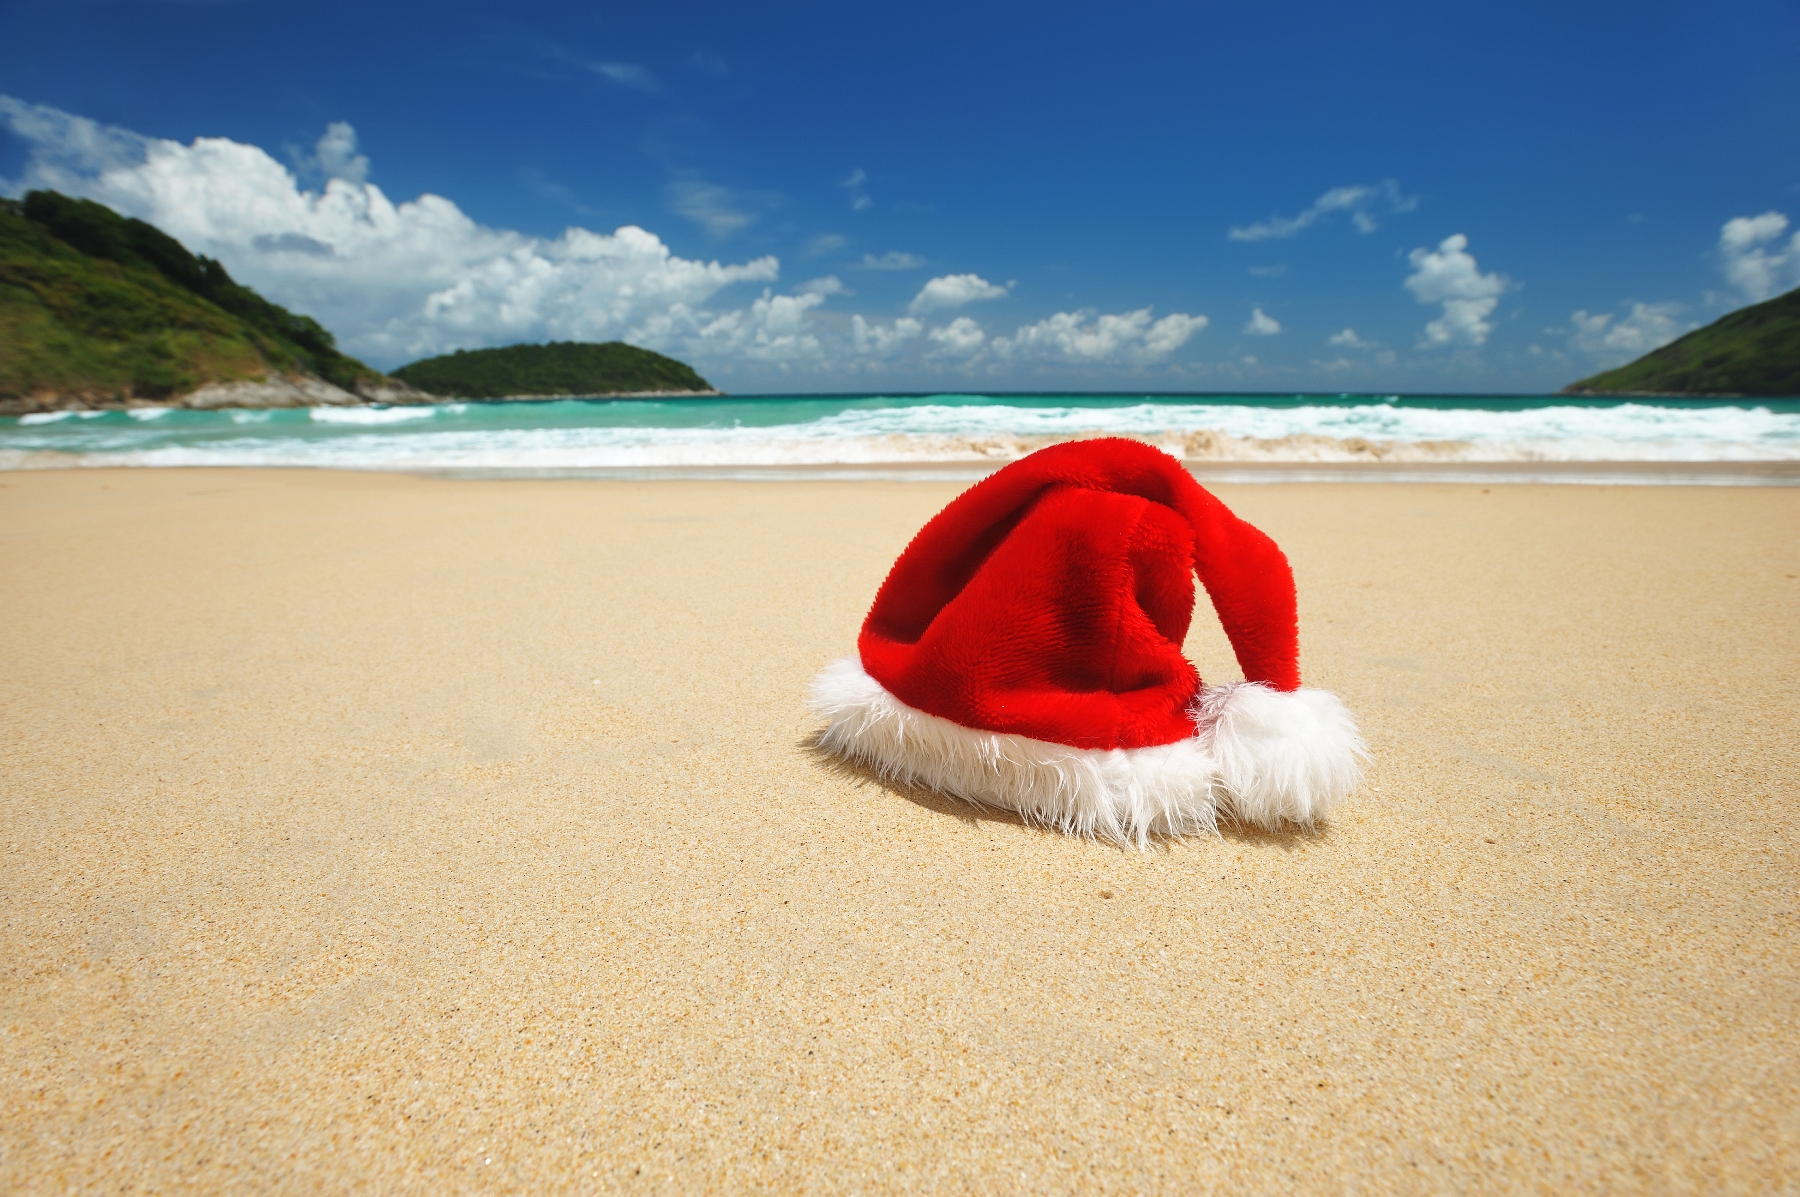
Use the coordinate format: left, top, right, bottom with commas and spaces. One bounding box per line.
1565, 287, 1800, 397
0, 190, 383, 407
392, 341, 716, 399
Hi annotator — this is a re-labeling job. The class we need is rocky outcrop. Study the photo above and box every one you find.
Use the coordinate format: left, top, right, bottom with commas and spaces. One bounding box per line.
351, 378, 441, 405
182, 374, 362, 409
186, 373, 445, 408
0, 373, 444, 415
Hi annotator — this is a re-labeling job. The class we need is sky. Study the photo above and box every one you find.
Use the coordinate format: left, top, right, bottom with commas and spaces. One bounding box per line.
2, 0, 1798, 394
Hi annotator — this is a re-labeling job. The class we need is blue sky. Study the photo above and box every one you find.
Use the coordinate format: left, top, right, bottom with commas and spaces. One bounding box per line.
3, 0, 1798, 393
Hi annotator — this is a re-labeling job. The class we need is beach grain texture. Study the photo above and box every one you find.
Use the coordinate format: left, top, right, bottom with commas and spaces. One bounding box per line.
1, 469, 1796, 1194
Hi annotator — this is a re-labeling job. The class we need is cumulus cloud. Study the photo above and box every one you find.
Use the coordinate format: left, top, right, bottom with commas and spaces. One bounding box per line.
801, 233, 846, 257
1568, 303, 1689, 364
798, 275, 849, 296
1243, 307, 1281, 335
1327, 327, 1374, 348
1717, 211, 1800, 303
856, 250, 925, 271
851, 315, 923, 356
1230, 179, 1418, 241
1404, 233, 1507, 347
685, 289, 825, 362
993, 308, 1206, 363
0, 96, 782, 367
928, 316, 986, 355
307, 122, 368, 185
841, 168, 873, 212
909, 273, 1008, 314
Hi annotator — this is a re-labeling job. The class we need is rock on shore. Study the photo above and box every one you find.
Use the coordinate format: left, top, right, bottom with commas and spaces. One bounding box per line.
1, 374, 442, 416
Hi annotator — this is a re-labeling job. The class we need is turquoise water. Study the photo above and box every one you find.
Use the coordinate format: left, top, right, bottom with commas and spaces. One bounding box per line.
4, 392, 1799, 471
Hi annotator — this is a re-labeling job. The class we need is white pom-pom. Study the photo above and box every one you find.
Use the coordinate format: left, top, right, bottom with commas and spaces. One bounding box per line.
1194, 682, 1366, 829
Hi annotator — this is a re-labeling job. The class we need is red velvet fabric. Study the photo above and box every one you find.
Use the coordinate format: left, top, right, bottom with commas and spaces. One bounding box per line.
858, 438, 1300, 751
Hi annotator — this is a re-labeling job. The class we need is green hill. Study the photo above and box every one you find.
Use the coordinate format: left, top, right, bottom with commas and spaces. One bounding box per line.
392, 341, 718, 399
0, 190, 400, 412
1565, 286, 1800, 397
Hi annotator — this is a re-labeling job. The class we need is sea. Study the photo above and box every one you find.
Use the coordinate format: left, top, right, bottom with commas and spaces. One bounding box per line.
4, 393, 1799, 482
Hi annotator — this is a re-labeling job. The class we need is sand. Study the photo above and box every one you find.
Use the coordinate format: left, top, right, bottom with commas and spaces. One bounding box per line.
1, 468, 1796, 1194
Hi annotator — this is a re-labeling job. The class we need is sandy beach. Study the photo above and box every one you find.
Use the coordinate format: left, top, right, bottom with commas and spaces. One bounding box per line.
1, 467, 1796, 1193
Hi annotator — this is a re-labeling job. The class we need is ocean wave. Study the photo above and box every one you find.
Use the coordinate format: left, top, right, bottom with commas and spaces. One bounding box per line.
308, 405, 441, 424
2, 428, 1797, 472
3, 395, 1798, 470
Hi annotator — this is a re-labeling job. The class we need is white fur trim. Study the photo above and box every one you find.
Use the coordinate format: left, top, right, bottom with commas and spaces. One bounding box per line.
809, 656, 1221, 848
1193, 682, 1366, 829
809, 659, 1365, 844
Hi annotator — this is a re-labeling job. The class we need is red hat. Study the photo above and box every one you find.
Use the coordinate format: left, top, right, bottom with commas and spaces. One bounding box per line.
811, 438, 1363, 846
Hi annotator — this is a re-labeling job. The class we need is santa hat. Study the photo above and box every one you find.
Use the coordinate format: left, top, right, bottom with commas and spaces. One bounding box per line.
809, 437, 1364, 847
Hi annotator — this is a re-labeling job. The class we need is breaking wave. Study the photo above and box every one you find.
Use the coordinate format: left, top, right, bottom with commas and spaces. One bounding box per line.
2, 393, 1798, 471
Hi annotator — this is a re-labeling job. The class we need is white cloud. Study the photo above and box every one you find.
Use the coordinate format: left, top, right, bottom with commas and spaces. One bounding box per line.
928, 316, 986, 355
1230, 180, 1419, 241
851, 315, 923, 355
993, 308, 1206, 363
909, 273, 1008, 314
798, 275, 849, 296
802, 233, 846, 257
855, 250, 925, 271
1243, 307, 1281, 335
666, 180, 769, 238
1404, 233, 1507, 347
1717, 211, 1800, 303
841, 168, 872, 212
1568, 302, 1689, 365
1327, 327, 1374, 348
309, 122, 368, 185
687, 289, 827, 362
0, 94, 147, 180
593, 63, 661, 93
0, 97, 782, 368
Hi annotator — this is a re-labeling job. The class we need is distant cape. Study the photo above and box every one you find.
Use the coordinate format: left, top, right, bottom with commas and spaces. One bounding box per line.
1564, 286, 1800, 397
391, 342, 719, 400
0, 190, 428, 414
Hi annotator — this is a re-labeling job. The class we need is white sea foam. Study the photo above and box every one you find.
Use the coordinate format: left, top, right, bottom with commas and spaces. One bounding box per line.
308, 405, 440, 424
2, 397, 1797, 474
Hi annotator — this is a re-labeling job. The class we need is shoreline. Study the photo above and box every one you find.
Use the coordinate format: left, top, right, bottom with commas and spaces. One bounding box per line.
411, 459, 1800, 485
0, 384, 723, 416
3, 458, 1797, 484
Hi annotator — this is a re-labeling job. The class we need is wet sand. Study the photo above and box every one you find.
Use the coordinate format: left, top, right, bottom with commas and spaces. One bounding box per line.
1, 468, 1796, 1193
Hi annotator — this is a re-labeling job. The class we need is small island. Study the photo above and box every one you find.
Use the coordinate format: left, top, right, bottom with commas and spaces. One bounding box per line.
391, 341, 721, 400
1565, 286, 1800, 397
0, 190, 427, 414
